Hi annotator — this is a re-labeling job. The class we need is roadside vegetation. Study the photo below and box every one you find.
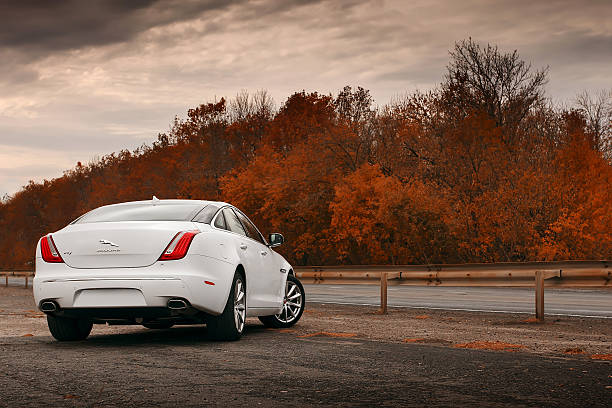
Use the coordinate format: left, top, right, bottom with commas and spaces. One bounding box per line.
1, 39, 610, 268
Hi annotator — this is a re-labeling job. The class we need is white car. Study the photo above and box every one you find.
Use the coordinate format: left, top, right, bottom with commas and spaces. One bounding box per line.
33, 198, 305, 341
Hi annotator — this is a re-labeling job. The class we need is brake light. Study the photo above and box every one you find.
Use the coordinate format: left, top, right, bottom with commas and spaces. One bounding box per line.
40, 235, 64, 263
159, 230, 200, 261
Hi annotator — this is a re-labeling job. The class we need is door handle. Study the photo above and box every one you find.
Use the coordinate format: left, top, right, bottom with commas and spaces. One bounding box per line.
239, 244, 247, 250
260, 250, 268, 256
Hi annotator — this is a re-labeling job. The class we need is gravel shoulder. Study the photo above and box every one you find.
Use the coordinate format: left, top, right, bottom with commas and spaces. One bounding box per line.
2, 286, 610, 359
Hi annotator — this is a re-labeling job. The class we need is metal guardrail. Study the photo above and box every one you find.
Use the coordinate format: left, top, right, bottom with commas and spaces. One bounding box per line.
295, 261, 611, 320
0, 270, 34, 288
2, 261, 610, 288
294, 260, 611, 287
2, 261, 609, 320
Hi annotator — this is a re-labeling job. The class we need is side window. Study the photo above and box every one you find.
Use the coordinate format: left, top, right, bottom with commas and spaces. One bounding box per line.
235, 210, 266, 245
193, 204, 221, 224
222, 208, 246, 236
213, 211, 227, 230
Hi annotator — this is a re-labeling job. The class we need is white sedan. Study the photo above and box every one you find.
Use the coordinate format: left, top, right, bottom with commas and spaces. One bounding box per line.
33, 198, 305, 341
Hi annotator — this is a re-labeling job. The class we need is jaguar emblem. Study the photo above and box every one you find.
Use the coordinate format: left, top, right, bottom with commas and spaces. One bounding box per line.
99, 239, 119, 247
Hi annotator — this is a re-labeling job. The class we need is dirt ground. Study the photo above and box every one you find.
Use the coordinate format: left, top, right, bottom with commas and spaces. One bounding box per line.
1, 286, 610, 359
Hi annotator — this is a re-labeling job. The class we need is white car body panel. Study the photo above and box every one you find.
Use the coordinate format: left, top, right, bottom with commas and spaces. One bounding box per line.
52, 221, 195, 269
33, 200, 292, 320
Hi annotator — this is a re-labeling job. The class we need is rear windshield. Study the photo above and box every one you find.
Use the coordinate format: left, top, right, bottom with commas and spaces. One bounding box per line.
74, 203, 206, 224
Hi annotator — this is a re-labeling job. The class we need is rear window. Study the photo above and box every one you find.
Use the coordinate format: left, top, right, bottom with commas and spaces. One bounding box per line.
74, 203, 205, 224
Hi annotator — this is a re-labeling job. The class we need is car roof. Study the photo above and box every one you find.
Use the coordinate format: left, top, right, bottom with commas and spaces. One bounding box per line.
101, 199, 230, 208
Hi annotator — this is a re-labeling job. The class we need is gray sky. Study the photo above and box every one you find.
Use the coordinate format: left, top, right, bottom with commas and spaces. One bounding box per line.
1, 0, 611, 197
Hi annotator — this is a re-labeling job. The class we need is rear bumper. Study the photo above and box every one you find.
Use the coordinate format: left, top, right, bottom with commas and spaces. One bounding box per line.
33, 254, 234, 316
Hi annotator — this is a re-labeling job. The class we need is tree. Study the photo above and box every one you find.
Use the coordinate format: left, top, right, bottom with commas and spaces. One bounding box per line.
1, 40, 610, 269
576, 89, 612, 156
444, 39, 548, 145
329, 164, 457, 264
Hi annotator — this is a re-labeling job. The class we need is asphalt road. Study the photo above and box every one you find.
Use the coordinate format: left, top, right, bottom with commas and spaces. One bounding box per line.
305, 285, 612, 318
1, 325, 611, 407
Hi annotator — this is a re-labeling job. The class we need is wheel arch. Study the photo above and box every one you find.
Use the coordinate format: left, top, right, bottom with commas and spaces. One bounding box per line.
235, 264, 246, 288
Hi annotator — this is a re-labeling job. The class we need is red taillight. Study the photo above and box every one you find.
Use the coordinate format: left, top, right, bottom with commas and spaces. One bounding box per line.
159, 230, 200, 261
40, 235, 64, 263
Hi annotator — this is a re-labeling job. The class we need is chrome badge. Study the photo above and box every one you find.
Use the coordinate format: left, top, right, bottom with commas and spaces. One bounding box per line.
99, 239, 119, 247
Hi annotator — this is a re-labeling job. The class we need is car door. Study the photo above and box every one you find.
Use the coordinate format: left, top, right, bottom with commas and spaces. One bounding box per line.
221, 208, 269, 309
233, 208, 285, 309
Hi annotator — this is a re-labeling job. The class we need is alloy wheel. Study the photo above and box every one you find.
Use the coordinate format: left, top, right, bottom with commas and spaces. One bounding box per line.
276, 279, 303, 324
234, 278, 246, 333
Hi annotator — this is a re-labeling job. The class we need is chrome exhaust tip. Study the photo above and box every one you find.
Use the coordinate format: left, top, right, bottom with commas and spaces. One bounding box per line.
167, 298, 188, 310
40, 301, 58, 313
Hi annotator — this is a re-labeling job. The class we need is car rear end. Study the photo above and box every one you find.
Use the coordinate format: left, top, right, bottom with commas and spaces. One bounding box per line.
33, 200, 234, 329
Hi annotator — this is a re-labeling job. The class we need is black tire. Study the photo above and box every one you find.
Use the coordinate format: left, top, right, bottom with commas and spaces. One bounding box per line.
142, 322, 174, 330
46, 315, 93, 341
259, 275, 305, 328
207, 272, 246, 341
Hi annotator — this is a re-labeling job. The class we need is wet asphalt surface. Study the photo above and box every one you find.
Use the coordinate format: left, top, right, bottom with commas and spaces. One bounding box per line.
1, 323, 610, 407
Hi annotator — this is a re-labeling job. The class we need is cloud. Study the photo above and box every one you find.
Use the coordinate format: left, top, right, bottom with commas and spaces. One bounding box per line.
0, 0, 244, 55
0, 0, 610, 196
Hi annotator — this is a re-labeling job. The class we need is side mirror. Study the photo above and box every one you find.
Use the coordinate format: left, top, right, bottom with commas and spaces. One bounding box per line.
268, 233, 284, 248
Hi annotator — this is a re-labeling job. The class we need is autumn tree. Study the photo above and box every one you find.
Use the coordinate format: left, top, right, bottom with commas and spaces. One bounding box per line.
222, 92, 342, 265
444, 38, 548, 146
576, 89, 612, 157
329, 163, 457, 264
1, 40, 610, 269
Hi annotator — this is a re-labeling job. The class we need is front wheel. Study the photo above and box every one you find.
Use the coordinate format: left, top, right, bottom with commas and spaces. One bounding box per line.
207, 272, 246, 341
47, 315, 93, 341
259, 275, 305, 328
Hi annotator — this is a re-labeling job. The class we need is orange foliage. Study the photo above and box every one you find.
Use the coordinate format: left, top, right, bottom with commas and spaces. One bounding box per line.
1, 74, 610, 269
538, 129, 612, 260
329, 164, 455, 264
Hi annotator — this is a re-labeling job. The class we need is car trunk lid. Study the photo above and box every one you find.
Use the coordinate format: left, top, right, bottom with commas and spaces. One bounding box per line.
51, 221, 197, 268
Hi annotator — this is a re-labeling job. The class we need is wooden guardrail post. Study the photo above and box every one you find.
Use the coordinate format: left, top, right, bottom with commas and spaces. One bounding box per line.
535, 270, 544, 322
4, 275, 7, 287
25, 275, 29, 289
379, 272, 388, 314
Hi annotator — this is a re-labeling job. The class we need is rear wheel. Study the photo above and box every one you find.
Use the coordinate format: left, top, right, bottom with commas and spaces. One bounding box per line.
207, 272, 246, 341
47, 315, 93, 341
259, 275, 305, 328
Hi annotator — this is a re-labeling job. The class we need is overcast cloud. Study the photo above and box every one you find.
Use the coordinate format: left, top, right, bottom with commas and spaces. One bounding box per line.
0, 0, 610, 197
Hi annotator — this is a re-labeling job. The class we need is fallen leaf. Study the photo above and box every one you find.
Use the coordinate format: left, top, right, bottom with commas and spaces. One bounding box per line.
298, 332, 357, 338
414, 315, 430, 320
454, 341, 526, 351
403, 338, 426, 343
63, 395, 80, 399
590, 354, 612, 361
564, 347, 586, 355
22, 334, 33, 337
